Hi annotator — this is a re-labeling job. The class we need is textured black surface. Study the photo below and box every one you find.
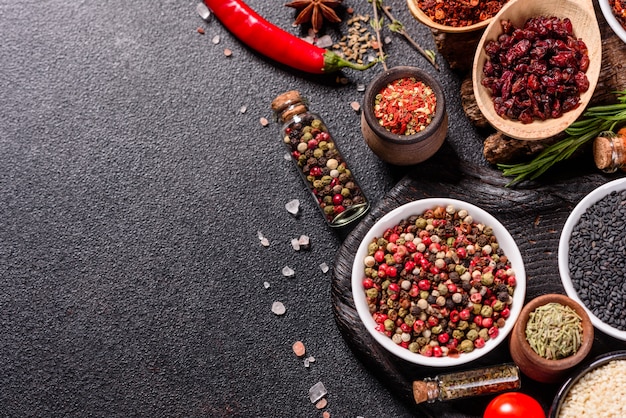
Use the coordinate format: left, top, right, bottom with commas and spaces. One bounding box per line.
0, 1, 618, 417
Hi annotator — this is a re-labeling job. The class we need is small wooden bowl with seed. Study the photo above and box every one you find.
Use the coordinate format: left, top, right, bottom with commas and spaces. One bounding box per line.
509, 293, 594, 383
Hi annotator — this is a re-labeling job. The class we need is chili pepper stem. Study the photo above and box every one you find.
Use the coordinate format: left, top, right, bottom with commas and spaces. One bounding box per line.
371, 0, 388, 71
323, 51, 379, 72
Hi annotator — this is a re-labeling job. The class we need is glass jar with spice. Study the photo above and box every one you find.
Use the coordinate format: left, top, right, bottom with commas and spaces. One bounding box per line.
271, 90, 370, 228
412, 363, 521, 404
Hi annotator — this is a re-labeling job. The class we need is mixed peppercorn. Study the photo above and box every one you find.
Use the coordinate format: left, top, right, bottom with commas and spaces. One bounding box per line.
360, 205, 517, 357
284, 117, 367, 224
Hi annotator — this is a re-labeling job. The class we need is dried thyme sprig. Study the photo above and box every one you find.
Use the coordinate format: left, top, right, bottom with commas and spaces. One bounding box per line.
499, 90, 626, 186
368, 0, 438, 71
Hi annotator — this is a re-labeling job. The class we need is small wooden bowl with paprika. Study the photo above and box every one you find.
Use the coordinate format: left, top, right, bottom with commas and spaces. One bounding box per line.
361, 66, 448, 166
509, 293, 594, 384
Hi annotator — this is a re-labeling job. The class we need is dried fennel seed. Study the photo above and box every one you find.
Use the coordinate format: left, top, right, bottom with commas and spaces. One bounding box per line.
525, 302, 583, 360
332, 14, 376, 65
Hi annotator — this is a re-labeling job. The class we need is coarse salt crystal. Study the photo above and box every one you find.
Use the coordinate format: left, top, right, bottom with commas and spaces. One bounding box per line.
196, 2, 211, 21
291, 238, 300, 251
316, 35, 333, 49
260, 117, 269, 127
292, 340, 306, 357
298, 234, 310, 250
271, 301, 286, 315
309, 381, 327, 403
285, 199, 300, 216
320, 263, 329, 273
263, 281, 270, 289
240, 105, 247, 114
282, 266, 295, 277
212, 35, 220, 44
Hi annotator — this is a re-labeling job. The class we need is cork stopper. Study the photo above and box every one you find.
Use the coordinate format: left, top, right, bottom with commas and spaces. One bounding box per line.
593, 131, 626, 173
271, 90, 308, 123
412, 380, 438, 404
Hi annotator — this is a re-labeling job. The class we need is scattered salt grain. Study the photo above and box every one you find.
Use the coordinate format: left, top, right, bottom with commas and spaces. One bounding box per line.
298, 234, 310, 250
316, 35, 333, 49
282, 266, 295, 277
309, 381, 327, 403
285, 199, 300, 216
240, 105, 247, 114
320, 263, 329, 273
350, 101, 361, 112
212, 35, 220, 44
292, 340, 306, 357
196, 2, 211, 21
384, 36, 392, 44
316, 398, 328, 409
284, 153, 291, 161
271, 301, 286, 315
307, 355, 315, 363
257, 230, 269, 247
303, 357, 310, 368
263, 281, 270, 289
223, 48, 232, 57
260, 117, 269, 127
291, 238, 300, 251
356, 83, 366, 92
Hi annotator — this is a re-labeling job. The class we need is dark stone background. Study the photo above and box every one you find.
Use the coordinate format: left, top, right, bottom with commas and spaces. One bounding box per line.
0, 1, 511, 417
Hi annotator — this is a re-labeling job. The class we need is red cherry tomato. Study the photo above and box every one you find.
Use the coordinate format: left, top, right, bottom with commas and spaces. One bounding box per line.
483, 393, 546, 418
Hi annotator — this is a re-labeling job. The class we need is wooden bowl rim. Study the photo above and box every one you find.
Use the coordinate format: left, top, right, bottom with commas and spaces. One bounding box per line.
471, 0, 602, 140
513, 293, 594, 370
406, 0, 492, 33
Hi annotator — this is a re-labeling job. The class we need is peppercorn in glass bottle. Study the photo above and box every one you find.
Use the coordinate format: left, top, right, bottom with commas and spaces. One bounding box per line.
412, 363, 521, 404
271, 90, 370, 228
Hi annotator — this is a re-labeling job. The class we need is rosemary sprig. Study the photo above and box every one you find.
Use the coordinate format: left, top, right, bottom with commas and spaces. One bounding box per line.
499, 90, 626, 186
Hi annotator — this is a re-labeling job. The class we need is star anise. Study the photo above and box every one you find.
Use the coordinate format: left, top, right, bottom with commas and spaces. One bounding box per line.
285, 0, 342, 33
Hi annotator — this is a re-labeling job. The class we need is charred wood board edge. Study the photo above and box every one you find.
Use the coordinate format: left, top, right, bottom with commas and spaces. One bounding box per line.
331, 160, 623, 417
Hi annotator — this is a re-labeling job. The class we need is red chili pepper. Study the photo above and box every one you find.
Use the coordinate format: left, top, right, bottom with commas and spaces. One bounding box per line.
204, 0, 377, 74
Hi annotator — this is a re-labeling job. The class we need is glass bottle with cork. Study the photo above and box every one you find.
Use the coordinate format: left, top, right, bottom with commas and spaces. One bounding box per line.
271, 90, 369, 228
593, 127, 626, 173
412, 363, 521, 404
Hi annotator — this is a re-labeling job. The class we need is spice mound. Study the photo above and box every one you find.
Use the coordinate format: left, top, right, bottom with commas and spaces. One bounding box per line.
568, 189, 626, 331
558, 359, 626, 418
481, 16, 590, 124
525, 302, 583, 360
361, 205, 517, 357
374, 77, 437, 136
417, 0, 510, 27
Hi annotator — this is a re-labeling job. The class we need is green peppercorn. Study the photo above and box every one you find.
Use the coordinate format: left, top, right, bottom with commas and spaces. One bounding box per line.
492, 300, 505, 312
408, 342, 420, 353
404, 314, 415, 327
466, 329, 479, 341
437, 283, 448, 296
398, 308, 408, 318
480, 305, 494, 318
384, 319, 395, 331
341, 187, 351, 197
384, 254, 395, 265
323, 206, 334, 215
367, 242, 378, 255
313, 148, 324, 158
459, 339, 474, 353
452, 329, 465, 340
455, 265, 467, 275
457, 320, 469, 331
481, 272, 494, 286
472, 304, 482, 315
382, 280, 390, 290
318, 140, 328, 150
479, 328, 490, 341
431, 325, 443, 335
415, 218, 427, 229
313, 179, 323, 189
366, 288, 378, 299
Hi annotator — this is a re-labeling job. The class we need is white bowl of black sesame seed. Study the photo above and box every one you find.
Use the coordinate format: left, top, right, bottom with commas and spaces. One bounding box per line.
559, 177, 626, 341
352, 198, 527, 366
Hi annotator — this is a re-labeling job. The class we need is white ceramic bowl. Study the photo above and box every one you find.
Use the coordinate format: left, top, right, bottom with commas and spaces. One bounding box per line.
558, 177, 626, 341
351, 198, 527, 366
599, 0, 626, 44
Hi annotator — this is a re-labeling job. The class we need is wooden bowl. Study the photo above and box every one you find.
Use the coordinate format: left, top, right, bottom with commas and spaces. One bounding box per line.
472, 0, 602, 140
406, 0, 494, 33
509, 294, 594, 384
361, 66, 448, 166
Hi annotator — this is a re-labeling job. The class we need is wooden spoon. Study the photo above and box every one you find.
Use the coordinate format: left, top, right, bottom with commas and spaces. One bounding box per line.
471, 0, 602, 141
406, 0, 492, 33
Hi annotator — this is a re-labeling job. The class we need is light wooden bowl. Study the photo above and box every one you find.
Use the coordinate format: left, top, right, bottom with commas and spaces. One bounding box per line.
406, 0, 493, 33
472, 0, 602, 140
